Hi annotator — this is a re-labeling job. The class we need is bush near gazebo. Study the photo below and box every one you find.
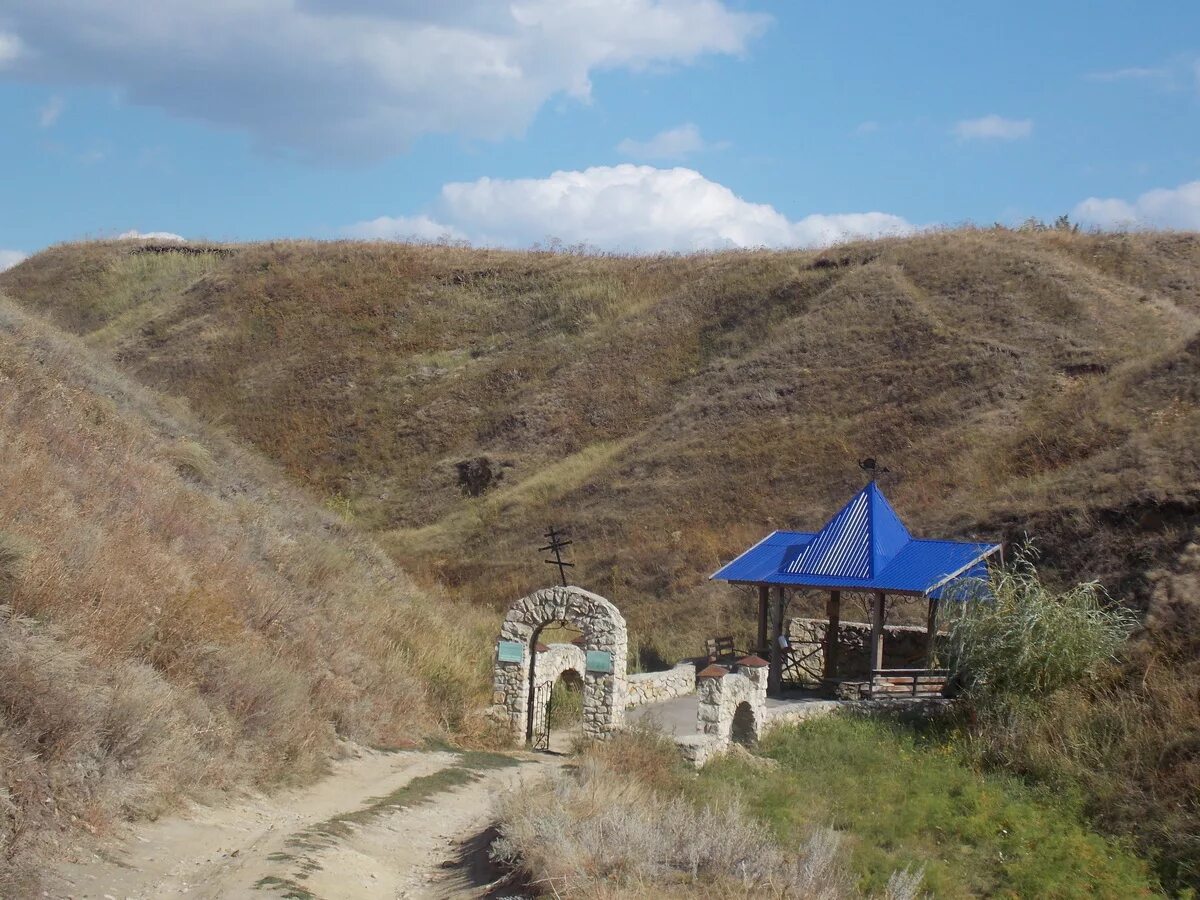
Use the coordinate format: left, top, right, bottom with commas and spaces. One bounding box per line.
943, 551, 1137, 709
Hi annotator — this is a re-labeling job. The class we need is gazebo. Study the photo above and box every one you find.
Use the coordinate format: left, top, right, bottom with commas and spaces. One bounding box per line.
710, 481, 1000, 698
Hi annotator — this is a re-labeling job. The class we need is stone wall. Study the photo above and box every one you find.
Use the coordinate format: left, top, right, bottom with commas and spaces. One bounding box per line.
786, 617, 945, 680
490, 585, 628, 744
625, 661, 696, 708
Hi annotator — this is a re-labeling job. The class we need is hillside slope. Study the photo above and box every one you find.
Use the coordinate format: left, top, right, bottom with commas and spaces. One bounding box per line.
4, 230, 1196, 659
0, 298, 491, 890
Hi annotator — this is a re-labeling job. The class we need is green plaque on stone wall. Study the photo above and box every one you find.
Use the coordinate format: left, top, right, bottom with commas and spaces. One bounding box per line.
497, 640, 524, 663
586, 650, 613, 674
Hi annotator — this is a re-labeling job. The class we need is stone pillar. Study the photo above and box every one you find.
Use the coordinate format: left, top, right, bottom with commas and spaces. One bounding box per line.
696, 665, 726, 736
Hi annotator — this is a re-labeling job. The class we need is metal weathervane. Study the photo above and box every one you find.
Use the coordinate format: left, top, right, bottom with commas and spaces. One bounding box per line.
539, 525, 575, 587
858, 457, 890, 483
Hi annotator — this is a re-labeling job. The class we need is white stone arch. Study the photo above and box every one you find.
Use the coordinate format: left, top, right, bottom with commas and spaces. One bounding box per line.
696, 658, 767, 745
490, 585, 628, 744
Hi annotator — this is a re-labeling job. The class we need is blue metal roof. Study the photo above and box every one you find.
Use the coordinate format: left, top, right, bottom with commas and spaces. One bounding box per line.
711, 482, 1000, 598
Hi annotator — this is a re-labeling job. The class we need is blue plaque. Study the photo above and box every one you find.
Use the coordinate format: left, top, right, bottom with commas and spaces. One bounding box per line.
497, 640, 524, 663
585, 650, 613, 674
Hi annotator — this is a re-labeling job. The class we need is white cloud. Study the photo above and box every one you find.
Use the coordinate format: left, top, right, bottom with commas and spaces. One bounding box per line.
0, 32, 22, 67
0, 1, 769, 161
953, 114, 1033, 141
346, 164, 914, 253
1073, 179, 1200, 230
1086, 56, 1200, 93
853, 121, 879, 136
117, 230, 186, 242
346, 215, 467, 243
38, 94, 64, 127
0, 250, 27, 271
1086, 65, 1170, 83
617, 123, 707, 160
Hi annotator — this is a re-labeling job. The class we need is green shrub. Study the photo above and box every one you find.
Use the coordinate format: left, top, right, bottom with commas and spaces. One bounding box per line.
943, 551, 1137, 706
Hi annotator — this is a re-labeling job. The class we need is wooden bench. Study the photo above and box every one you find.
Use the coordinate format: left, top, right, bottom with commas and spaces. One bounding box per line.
869, 668, 949, 698
704, 635, 742, 661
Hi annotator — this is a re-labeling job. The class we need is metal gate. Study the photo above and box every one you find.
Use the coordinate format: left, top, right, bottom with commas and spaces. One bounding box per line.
528, 679, 553, 751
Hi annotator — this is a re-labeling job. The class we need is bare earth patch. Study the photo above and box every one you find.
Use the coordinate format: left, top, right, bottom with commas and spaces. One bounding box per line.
44, 744, 557, 900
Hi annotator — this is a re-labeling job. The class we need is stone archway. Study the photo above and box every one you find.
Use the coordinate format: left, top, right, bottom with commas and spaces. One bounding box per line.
490, 585, 627, 744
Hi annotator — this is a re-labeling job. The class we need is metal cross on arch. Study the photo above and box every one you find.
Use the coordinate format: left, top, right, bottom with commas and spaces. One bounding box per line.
539, 525, 574, 586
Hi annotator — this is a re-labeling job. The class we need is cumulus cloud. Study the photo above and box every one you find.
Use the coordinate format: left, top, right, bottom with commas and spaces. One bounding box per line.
117, 230, 186, 242
953, 114, 1033, 141
346, 215, 467, 243
617, 123, 708, 160
347, 164, 913, 253
0, 1, 769, 161
0, 250, 27, 271
1073, 180, 1200, 230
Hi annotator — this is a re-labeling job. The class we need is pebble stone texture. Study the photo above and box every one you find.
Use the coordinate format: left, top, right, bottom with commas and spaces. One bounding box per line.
697, 659, 768, 743
626, 662, 697, 708
491, 585, 628, 744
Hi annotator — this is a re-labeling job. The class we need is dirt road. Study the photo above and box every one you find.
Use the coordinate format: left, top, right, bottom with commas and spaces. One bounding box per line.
44, 744, 560, 900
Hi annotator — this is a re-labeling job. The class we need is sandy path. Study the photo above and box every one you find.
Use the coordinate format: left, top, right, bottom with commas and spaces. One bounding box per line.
44, 744, 561, 900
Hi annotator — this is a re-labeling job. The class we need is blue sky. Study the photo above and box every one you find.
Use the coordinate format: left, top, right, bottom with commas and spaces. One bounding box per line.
1, 0, 1198, 264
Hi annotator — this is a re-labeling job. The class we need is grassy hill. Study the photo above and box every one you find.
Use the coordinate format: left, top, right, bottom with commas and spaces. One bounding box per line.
0, 297, 491, 891
2, 229, 1199, 889
3, 231, 1196, 660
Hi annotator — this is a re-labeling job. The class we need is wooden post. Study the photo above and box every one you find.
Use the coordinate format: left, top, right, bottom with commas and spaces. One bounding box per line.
925, 596, 940, 668
824, 590, 841, 680
768, 586, 785, 696
870, 591, 886, 673
756, 585, 769, 655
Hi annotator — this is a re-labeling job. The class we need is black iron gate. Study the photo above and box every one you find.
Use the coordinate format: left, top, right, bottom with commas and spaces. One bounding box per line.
529, 679, 553, 751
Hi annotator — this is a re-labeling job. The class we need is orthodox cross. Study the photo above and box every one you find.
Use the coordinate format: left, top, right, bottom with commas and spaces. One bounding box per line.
539, 525, 574, 587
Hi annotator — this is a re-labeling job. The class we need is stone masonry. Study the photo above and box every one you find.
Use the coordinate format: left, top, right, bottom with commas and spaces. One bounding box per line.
533, 642, 587, 688
695, 655, 768, 746
490, 585, 628, 744
626, 661, 696, 708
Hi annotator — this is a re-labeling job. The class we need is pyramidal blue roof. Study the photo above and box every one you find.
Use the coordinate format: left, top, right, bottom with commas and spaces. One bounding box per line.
710, 482, 999, 598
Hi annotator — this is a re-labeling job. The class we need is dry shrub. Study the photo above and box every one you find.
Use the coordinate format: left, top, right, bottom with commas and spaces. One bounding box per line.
493, 756, 852, 898
487, 730, 921, 899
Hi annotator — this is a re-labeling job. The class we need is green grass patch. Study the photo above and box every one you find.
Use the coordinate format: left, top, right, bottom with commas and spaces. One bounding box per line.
689, 714, 1159, 899
287, 767, 478, 852
284, 751, 521, 855
254, 874, 319, 899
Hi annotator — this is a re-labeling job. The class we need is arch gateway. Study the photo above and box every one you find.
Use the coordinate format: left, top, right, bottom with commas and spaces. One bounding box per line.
490, 585, 628, 744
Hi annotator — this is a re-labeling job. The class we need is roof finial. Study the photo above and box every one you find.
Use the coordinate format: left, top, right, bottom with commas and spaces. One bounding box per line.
858, 457, 890, 484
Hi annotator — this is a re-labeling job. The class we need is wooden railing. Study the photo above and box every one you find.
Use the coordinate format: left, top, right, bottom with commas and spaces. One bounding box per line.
869, 668, 949, 698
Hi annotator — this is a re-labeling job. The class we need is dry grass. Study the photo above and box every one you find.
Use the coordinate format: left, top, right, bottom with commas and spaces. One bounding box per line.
0, 298, 496, 889
4, 231, 1195, 653
492, 731, 881, 899
2, 229, 1199, 885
